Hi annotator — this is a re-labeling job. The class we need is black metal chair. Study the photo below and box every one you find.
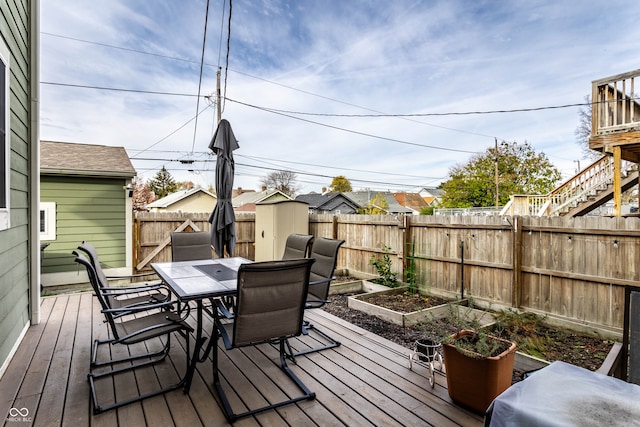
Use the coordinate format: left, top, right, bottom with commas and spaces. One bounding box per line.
294, 237, 345, 357
622, 286, 640, 385
74, 252, 193, 414
282, 233, 313, 259
77, 241, 171, 314
213, 258, 316, 423
170, 231, 213, 261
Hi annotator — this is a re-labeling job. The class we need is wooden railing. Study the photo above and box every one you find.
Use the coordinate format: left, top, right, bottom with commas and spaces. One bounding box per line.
503, 155, 618, 216
592, 69, 640, 135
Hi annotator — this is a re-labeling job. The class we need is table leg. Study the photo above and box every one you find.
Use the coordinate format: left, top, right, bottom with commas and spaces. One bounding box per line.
184, 300, 207, 393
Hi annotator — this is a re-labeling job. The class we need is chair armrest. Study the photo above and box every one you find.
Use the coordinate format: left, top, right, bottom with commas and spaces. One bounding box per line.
213, 298, 235, 319
101, 283, 169, 294
309, 277, 334, 287
596, 342, 624, 377
102, 300, 175, 315
106, 271, 158, 280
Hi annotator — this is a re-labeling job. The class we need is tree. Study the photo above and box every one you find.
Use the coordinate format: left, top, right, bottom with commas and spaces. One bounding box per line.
148, 166, 179, 199
440, 140, 561, 208
359, 192, 389, 214
328, 175, 352, 192
260, 170, 299, 197
132, 179, 156, 212
575, 95, 602, 162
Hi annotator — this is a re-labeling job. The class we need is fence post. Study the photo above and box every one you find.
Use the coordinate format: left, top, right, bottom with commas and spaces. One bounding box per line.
512, 216, 522, 308
402, 215, 411, 281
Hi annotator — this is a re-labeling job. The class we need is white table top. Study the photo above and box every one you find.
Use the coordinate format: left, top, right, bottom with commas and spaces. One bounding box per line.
486, 360, 640, 427
152, 257, 251, 301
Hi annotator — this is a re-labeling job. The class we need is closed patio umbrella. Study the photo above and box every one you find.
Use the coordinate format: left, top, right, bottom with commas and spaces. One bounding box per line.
208, 119, 239, 257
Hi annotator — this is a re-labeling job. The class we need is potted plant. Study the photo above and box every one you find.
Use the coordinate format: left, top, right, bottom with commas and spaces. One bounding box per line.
441, 304, 516, 414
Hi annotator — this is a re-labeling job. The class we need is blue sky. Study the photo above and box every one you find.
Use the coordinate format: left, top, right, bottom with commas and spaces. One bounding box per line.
40, 0, 640, 194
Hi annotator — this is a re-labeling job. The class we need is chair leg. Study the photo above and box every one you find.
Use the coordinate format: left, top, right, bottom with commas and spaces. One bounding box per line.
88, 332, 190, 414
291, 320, 341, 357
213, 339, 315, 423
90, 337, 171, 370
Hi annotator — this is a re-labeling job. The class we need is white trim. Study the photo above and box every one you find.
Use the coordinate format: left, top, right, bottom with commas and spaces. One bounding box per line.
39, 202, 56, 241
0, 38, 10, 230
0, 322, 29, 380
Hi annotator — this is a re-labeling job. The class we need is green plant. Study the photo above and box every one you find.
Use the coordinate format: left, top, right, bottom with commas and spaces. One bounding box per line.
404, 241, 418, 293
440, 298, 512, 359
369, 246, 398, 287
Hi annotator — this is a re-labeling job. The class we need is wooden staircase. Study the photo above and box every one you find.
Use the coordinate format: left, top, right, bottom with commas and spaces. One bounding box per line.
502, 155, 638, 217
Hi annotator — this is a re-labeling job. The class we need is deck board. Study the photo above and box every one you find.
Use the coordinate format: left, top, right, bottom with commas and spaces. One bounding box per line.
0, 293, 483, 426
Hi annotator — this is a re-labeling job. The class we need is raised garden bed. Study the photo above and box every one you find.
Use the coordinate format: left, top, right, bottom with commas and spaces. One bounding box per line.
347, 286, 494, 327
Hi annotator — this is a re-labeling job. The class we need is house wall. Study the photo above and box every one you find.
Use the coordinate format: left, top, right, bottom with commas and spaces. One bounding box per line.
40, 176, 129, 285
0, 0, 36, 376
160, 192, 215, 213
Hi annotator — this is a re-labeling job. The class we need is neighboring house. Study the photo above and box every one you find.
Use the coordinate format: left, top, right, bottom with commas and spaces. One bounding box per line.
147, 186, 216, 212
232, 188, 290, 212
0, 0, 39, 376
392, 192, 428, 215
345, 191, 413, 215
419, 187, 444, 206
295, 192, 360, 214
40, 140, 137, 289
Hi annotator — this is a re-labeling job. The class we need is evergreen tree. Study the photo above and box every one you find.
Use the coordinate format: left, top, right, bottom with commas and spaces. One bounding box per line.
148, 166, 179, 199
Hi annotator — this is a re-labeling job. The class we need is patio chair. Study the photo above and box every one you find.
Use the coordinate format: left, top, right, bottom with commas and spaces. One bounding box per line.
282, 233, 313, 259
77, 241, 171, 314
293, 237, 345, 357
213, 258, 316, 422
170, 230, 231, 318
73, 252, 193, 414
170, 230, 213, 261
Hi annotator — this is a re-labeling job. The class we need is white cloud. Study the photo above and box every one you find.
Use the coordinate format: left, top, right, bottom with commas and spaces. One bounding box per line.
40, 0, 640, 193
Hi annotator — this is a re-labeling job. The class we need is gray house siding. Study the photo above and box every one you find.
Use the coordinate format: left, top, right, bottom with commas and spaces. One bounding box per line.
0, 0, 37, 374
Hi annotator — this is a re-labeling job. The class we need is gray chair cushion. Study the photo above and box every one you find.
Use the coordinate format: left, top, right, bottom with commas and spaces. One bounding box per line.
171, 231, 212, 261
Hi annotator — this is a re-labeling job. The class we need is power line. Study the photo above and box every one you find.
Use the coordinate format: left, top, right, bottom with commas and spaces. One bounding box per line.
40, 32, 595, 138
226, 97, 481, 154
40, 81, 197, 97
221, 0, 232, 115
237, 154, 442, 180
191, 0, 211, 153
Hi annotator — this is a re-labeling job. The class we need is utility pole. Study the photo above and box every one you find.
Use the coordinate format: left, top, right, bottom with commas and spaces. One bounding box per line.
216, 67, 222, 124
494, 138, 499, 207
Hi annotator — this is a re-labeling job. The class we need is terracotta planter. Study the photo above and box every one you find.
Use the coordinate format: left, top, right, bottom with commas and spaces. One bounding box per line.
442, 330, 516, 414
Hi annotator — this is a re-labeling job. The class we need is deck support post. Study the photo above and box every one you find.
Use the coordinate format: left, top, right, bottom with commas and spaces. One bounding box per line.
613, 146, 622, 217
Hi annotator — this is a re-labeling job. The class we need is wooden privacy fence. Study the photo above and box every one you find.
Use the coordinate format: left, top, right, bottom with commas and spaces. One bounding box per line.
133, 211, 640, 334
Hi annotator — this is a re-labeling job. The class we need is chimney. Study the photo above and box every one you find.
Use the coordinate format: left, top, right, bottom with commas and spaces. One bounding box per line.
262, 185, 267, 192
322, 187, 327, 194
237, 187, 243, 194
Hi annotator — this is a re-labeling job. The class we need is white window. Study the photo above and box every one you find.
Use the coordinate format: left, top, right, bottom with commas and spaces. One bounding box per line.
0, 39, 9, 230
39, 202, 56, 241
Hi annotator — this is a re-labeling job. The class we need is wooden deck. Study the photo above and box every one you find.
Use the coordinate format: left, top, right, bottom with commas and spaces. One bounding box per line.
0, 293, 483, 426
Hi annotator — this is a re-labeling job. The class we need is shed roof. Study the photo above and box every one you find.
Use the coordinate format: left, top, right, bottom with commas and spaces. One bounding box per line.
40, 140, 136, 178
232, 189, 290, 208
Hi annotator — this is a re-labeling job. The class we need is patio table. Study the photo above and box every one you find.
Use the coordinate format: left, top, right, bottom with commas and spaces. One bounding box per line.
151, 257, 251, 392
484, 360, 640, 427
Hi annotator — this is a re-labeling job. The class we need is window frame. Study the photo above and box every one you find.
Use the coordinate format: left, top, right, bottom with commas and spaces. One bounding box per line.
39, 202, 56, 241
